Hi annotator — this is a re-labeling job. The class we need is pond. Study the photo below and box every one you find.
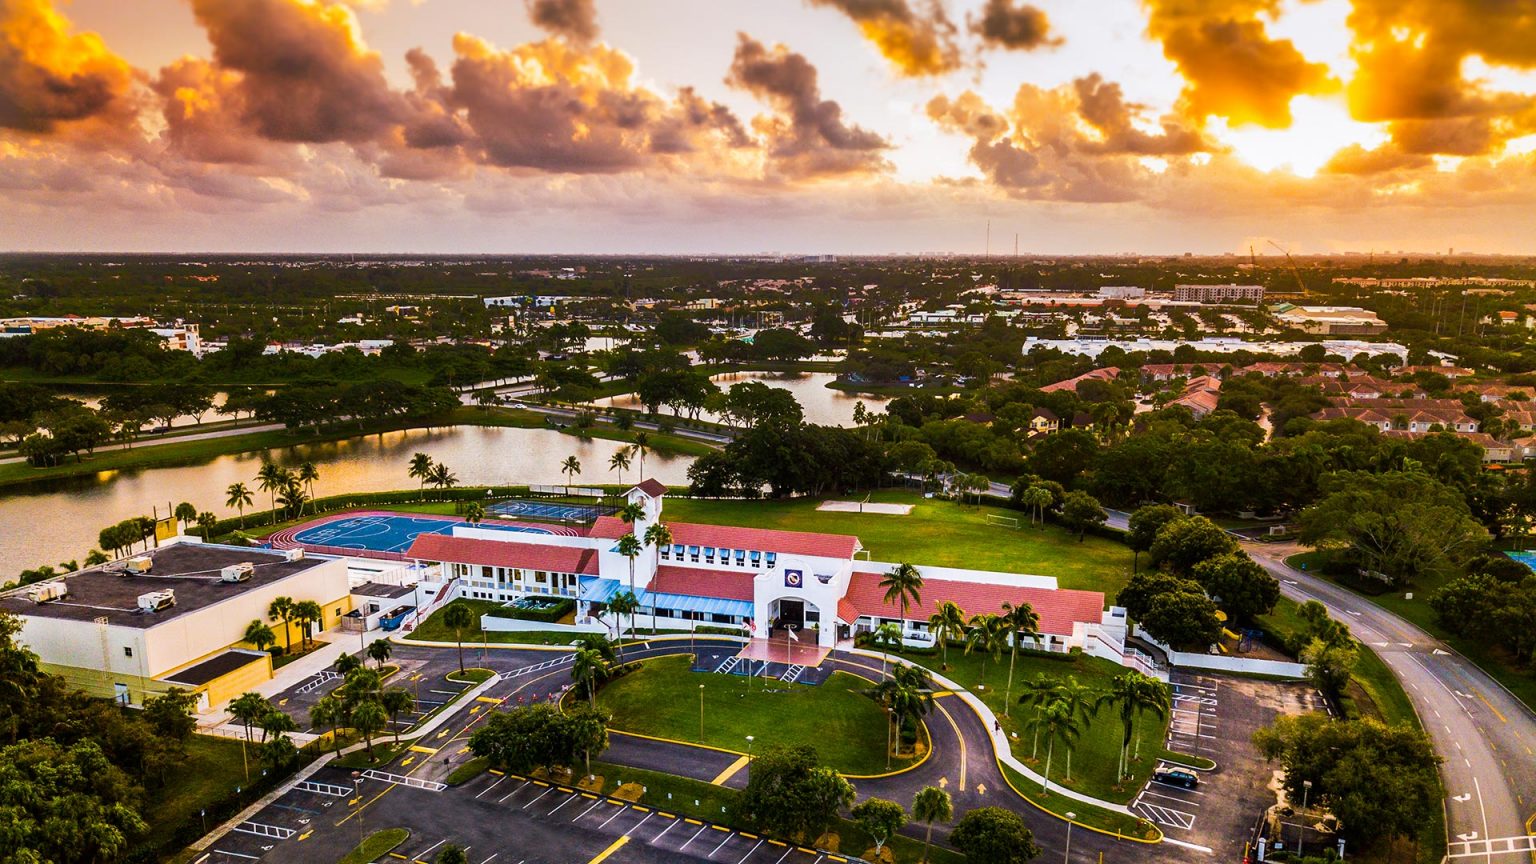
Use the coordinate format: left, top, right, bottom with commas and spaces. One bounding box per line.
0, 425, 695, 576
592, 371, 887, 427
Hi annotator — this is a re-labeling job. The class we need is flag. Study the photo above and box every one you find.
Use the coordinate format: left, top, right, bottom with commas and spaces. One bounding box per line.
742, 619, 754, 632
786, 628, 799, 642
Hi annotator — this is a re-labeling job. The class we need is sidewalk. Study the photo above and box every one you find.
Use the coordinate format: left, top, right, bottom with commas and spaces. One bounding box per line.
199, 625, 392, 731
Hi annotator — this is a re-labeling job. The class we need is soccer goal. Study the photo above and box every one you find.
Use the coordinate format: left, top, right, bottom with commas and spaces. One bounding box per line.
985, 513, 1020, 529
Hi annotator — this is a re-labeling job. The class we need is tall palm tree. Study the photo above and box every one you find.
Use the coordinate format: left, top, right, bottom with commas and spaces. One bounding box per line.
1051, 675, 1097, 782
267, 596, 295, 656
366, 638, 393, 670
408, 452, 434, 499
297, 462, 320, 515
1017, 673, 1063, 759
293, 600, 323, 649
571, 647, 607, 708
228, 692, 269, 744
381, 687, 416, 744
871, 664, 934, 764
443, 603, 475, 672
243, 620, 276, 654
643, 522, 672, 562
1000, 601, 1040, 715
309, 695, 343, 754
608, 591, 640, 660
631, 433, 649, 480
1019, 485, 1052, 527
428, 462, 458, 493
352, 699, 387, 761
912, 786, 953, 864
963, 613, 1006, 688
226, 482, 253, 529
334, 652, 363, 678
173, 501, 197, 532
560, 455, 581, 494
277, 480, 307, 518
616, 501, 645, 529
879, 563, 923, 648
1030, 696, 1086, 793
255, 463, 285, 524
928, 601, 967, 671
1094, 672, 1171, 780
608, 448, 632, 486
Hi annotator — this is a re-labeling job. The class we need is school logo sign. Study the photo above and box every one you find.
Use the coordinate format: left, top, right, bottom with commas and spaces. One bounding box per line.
784, 569, 804, 588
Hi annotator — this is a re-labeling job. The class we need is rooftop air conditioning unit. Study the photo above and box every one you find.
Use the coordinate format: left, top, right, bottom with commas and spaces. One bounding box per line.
28, 582, 66, 604
221, 563, 254, 583
137, 590, 175, 613
126, 557, 153, 574
283, 548, 305, 562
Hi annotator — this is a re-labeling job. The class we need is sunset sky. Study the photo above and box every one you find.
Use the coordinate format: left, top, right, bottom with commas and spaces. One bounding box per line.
2, 0, 1535, 254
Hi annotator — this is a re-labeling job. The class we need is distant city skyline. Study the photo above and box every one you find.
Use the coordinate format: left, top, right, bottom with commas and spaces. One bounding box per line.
2, 0, 1534, 254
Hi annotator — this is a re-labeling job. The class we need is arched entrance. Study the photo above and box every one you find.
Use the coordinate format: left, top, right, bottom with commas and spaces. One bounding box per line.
767, 596, 821, 635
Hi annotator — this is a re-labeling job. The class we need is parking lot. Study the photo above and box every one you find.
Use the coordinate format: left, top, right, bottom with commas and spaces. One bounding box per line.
1129, 673, 1331, 859
200, 763, 852, 864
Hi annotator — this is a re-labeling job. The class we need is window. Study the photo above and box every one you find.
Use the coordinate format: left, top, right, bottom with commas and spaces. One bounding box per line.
689, 546, 700, 562
766, 552, 777, 569
123, 646, 133, 658
704, 548, 714, 564
711, 613, 733, 624
734, 549, 746, 566
750, 551, 762, 566
481, 565, 493, 579
673, 544, 685, 559
659, 546, 670, 560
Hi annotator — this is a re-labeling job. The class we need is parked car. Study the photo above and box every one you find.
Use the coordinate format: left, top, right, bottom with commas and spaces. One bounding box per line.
1153, 768, 1200, 789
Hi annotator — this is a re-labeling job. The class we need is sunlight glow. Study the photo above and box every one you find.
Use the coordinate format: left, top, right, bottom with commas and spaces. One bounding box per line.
1210, 96, 1387, 177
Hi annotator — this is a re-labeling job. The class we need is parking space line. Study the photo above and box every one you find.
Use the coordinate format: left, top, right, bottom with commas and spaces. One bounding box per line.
521, 787, 555, 810
709, 829, 735, 857
417, 839, 448, 858
627, 812, 654, 836
653, 817, 680, 843
212, 851, 260, 861
738, 839, 765, 862
1143, 788, 1202, 805
547, 793, 579, 816
476, 777, 505, 799
773, 846, 794, 864
598, 802, 628, 829
574, 799, 605, 821
680, 823, 710, 851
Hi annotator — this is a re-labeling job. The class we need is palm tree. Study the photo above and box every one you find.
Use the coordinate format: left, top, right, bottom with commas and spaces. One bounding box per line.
334, 652, 363, 678
297, 462, 319, 514
1094, 672, 1171, 781
873, 664, 934, 763
560, 455, 582, 494
608, 448, 632, 485
309, 695, 343, 754
616, 501, 645, 529
879, 563, 923, 646
428, 462, 458, 494
1000, 601, 1040, 715
1017, 674, 1063, 758
608, 591, 640, 660
912, 786, 953, 863
196, 511, 218, 537
616, 533, 643, 596
267, 596, 295, 656
366, 638, 393, 671
1045, 675, 1096, 781
173, 501, 197, 532
243, 620, 276, 654
293, 600, 323, 649
381, 687, 416, 744
255, 463, 286, 524
928, 601, 967, 671
443, 603, 475, 672
277, 480, 307, 518
408, 452, 434, 499
352, 699, 387, 761
1030, 696, 1086, 793
1019, 484, 1052, 527
964, 613, 1006, 688
572, 647, 608, 708
631, 433, 649, 480
226, 482, 253, 529
643, 522, 673, 564
228, 692, 269, 743
873, 621, 903, 679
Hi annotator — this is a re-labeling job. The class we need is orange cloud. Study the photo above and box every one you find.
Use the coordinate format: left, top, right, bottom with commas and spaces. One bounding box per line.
526, 0, 599, 43
1142, 0, 1336, 128
0, 0, 133, 132
969, 0, 1059, 52
805, 0, 960, 77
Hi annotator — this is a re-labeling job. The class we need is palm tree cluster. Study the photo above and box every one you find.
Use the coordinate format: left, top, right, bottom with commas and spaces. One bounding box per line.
264, 596, 324, 657
254, 461, 319, 522
227, 691, 301, 774
310, 654, 416, 762
867, 664, 935, 769
606, 502, 672, 643
1018, 670, 1170, 792
407, 452, 458, 500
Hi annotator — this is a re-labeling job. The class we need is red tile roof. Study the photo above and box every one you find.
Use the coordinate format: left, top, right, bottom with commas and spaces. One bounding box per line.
650, 565, 755, 601
842, 572, 1104, 636
631, 479, 669, 498
589, 517, 860, 560
406, 534, 598, 575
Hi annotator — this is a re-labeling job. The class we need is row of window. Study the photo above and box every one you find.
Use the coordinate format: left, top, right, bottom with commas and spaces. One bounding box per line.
651, 607, 742, 625
657, 545, 777, 569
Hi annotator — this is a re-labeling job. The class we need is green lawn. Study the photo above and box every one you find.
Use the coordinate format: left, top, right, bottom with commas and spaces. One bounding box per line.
337, 828, 410, 864
886, 645, 1177, 804
402, 598, 589, 647
661, 491, 1134, 595
597, 656, 915, 776
139, 735, 251, 852
1285, 551, 1536, 715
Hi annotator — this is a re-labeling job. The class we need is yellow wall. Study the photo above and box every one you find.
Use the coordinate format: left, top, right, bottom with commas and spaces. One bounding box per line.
37, 661, 176, 707
202, 654, 273, 707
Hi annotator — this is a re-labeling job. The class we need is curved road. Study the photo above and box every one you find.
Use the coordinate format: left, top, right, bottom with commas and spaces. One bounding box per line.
1246, 541, 1536, 853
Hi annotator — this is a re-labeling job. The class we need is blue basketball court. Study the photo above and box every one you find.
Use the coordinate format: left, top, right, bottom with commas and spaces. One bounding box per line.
290, 514, 551, 555
488, 499, 618, 522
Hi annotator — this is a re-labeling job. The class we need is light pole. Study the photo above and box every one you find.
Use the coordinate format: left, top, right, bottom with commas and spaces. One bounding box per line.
698, 684, 705, 743
1298, 780, 1312, 857
1064, 813, 1075, 864
351, 770, 364, 845
746, 735, 754, 760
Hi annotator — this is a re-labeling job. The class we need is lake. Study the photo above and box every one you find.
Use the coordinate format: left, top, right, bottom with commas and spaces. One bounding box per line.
0, 425, 695, 576
593, 371, 886, 427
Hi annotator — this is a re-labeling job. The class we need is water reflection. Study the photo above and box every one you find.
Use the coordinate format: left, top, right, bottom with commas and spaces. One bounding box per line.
2, 426, 694, 575
594, 371, 886, 427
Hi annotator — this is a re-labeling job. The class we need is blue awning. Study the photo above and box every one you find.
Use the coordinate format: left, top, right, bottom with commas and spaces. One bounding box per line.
577, 577, 752, 619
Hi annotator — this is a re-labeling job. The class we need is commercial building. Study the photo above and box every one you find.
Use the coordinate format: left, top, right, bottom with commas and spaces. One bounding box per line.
1173, 284, 1265, 304
406, 481, 1125, 659
1272, 304, 1388, 336
0, 542, 351, 711
1097, 286, 1146, 300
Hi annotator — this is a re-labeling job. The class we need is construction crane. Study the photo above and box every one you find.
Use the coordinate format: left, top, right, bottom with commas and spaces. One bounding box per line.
1267, 240, 1308, 298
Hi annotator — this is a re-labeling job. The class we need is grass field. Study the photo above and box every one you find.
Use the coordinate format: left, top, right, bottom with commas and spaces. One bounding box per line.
139, 735, 251, 852
882, 644, 1176, 804
402, 598, 595, 647
662, 490, 1134, 595
597, 655, 916, 776
1285, 550, 1536, 715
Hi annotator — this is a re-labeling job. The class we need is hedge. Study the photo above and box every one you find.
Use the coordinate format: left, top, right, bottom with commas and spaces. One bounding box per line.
485, 597, 575, 624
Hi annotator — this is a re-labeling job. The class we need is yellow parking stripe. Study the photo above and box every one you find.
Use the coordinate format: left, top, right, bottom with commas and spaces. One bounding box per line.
710, 755, 751, 786
586, 836, 629, 864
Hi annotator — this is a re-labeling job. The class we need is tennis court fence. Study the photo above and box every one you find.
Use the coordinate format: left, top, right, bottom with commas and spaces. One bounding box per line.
528, 484, 606, 499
